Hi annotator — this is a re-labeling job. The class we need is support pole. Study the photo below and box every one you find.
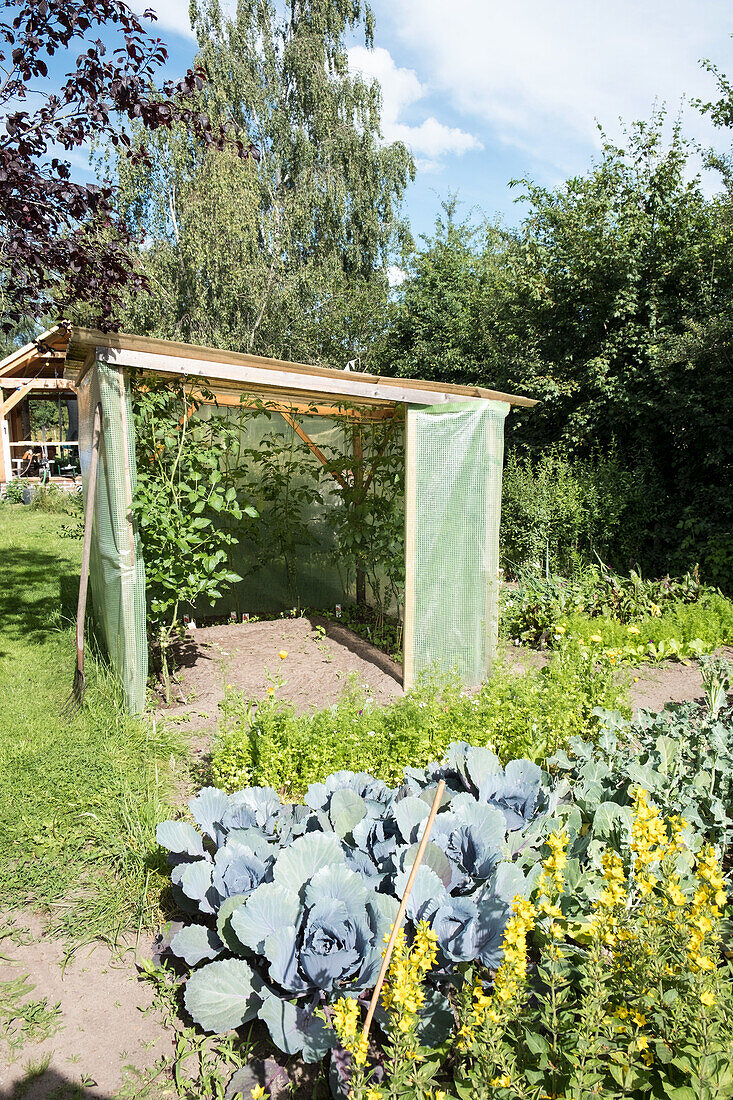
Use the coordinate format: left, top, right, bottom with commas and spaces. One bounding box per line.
402, 407, 417, 691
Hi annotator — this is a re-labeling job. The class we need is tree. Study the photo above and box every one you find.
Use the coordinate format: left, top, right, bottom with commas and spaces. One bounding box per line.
115, 0, 414, 365
381, 198, 514, 387
0, 0, 255, 332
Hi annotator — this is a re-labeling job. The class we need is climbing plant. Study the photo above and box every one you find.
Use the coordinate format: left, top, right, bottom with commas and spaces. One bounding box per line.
130, 378, 256, 700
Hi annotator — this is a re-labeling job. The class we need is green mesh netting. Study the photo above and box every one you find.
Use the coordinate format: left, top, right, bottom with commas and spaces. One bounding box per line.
77, 361, 147, 714
76, 370, 507, 712
406, 400, 508, 687
192, 405, 350, 615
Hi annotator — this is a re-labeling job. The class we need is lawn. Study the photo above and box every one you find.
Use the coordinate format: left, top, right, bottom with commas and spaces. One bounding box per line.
0, 504, 185, 943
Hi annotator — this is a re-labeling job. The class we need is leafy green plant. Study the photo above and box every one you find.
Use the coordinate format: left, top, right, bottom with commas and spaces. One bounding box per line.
211, 650, 624, 798
3, 480, 24, 504
131, 378, 256, 700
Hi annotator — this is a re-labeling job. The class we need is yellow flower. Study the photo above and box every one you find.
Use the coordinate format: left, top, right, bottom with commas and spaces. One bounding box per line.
250, 1088, 266, 1100
267, 687, 275, 695
700, 989, 716, 1008
627, 624, 641, 635
650, 603, 661, 616
554, 624, 566, 634
279, 650, 288, 659
589, 633, 603, 643
490, 1075, 511, 1087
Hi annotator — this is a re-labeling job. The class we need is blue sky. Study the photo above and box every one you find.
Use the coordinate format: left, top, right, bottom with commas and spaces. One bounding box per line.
69, 1, 733, 241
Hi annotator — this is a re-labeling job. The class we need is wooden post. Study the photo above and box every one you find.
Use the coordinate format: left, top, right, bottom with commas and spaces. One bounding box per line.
0, 415, 8, 483
402, 407, 417, 691
353, 423, 366, 607
361, 779, 445, 1046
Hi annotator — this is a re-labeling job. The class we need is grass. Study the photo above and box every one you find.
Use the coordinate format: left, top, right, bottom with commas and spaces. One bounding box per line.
0, 503, 186, 944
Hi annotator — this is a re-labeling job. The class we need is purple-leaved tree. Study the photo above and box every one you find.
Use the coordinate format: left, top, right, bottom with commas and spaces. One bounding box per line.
0, 0, 258, 332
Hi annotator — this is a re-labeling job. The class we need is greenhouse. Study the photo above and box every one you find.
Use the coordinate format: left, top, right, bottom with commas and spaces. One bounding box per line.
37, 325, 534, 712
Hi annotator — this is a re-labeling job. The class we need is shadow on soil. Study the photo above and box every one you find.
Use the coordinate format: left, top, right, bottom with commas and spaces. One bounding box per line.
1, 1069, 107, 1100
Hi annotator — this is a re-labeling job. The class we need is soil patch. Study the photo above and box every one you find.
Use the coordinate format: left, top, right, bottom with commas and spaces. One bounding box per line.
504, 643, 733, 715
0, 912, 173, 1099
158, 616, 404, 733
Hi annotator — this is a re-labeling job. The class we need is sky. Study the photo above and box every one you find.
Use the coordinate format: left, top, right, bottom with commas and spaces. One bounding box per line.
67, 1, 733, 241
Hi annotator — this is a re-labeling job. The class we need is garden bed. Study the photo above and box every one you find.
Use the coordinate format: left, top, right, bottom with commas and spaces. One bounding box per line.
159, 616, 403, 732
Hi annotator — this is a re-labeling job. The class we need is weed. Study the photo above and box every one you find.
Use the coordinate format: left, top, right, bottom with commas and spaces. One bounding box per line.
0, 972, 64, 1061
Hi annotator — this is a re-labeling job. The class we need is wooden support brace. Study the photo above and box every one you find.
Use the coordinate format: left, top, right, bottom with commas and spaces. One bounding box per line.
0, 383, 33, 419
279, 410, 350, 491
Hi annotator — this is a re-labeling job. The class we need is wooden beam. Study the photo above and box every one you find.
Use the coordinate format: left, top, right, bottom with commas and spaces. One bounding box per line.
402, 409, 417, 691
189, 387, 396, 420
0, 416, 7, 483
279, 411, 350, 490
95, 344, 537, 408
0, 378, 76, 390
0, 325, 70, 379
0, 383, 33, 418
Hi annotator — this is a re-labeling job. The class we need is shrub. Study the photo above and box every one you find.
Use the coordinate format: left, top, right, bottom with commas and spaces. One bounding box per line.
210, 653, 624, 798
500, 449, 662, 578
3, 479, 25, 504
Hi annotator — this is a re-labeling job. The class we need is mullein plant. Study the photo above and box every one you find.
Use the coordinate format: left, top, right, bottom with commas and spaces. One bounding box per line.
335, 792, 733, 1100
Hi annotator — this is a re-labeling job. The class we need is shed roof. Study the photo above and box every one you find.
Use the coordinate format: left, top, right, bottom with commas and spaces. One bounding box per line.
2, 324, 537, 410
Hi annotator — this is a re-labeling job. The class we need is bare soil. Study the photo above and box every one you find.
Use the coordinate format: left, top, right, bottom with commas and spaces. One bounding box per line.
158, 616, 403, 732
0, 912, 173, 1099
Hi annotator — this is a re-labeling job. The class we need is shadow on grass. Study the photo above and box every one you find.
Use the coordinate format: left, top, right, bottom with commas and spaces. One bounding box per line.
0, 549, 80, 643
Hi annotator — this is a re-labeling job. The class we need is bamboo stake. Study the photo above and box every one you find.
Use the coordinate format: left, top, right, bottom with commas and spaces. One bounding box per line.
361, 778, 446, 1045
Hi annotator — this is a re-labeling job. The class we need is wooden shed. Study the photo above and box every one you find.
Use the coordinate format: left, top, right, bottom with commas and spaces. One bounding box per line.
6, 324, 535, 711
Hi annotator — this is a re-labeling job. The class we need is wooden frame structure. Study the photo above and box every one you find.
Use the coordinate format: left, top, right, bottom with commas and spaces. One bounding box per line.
6, 324, 536, 695
0, 325, 79, 487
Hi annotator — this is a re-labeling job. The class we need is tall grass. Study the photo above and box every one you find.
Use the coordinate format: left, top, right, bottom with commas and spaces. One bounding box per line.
0, 505, 187, 943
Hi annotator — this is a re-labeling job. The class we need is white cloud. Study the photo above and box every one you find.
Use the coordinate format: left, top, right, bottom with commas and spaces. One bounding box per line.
387, 264, 407, 287
348, 45, 482, 160
376, 0, 732, 173
129, 1, 195, 40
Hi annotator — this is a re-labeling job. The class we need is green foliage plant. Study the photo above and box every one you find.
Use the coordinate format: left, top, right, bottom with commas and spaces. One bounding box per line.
338, 796, 733, 1100
211, 646, 624, 798
131, 378, 255, 700
501, 562, 733, 663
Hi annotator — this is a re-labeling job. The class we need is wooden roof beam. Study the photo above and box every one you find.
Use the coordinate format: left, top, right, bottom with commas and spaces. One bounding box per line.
96, 345, 532, 408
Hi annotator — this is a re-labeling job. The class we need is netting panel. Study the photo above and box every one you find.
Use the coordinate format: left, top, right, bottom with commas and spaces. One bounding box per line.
408, 400, 508, 687
77, 362, 148, 714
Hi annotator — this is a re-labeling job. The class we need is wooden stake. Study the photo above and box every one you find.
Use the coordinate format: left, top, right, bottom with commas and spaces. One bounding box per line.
361, 778, 446, 1045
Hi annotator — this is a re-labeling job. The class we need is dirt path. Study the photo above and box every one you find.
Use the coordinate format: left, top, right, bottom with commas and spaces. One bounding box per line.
0, 912, 173, 1099
505, 643, 733, 714
157, 616, 403, 733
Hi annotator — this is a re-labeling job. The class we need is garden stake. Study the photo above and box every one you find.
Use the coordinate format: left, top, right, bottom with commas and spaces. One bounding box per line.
361, 778, 446, 1047
63, 402, 102, 718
